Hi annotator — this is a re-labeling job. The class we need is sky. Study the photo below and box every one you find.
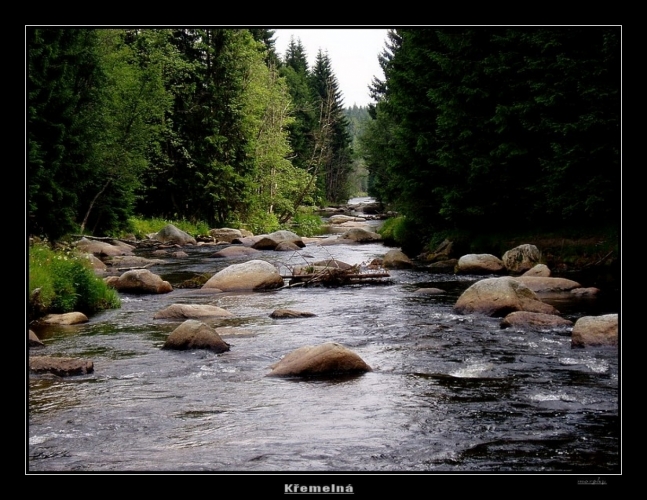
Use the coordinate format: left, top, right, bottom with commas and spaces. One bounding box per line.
273, 29, 390, 108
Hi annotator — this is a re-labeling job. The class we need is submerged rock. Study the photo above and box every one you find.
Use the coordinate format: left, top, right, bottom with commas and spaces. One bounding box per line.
29, 356, 94, 376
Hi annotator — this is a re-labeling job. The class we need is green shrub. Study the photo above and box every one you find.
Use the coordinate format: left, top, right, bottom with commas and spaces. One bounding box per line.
285, 212, 324, 237
29, 242, 120, 319
242, 211, 281, 235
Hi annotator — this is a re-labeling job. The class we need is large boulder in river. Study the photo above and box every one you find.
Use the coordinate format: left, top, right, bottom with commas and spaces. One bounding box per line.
210, 246, 261, 258
511, 276, 581, 293
454, 277, 559, 317
382, 249, 413, 269
162, 319, 230, 353
40, 312, 89, 325
456, 254, 505, 274
571, 314, 618, 348
340, 227, 381, 243
29, 356, 94, 376
269, 309, 317, 318
202, 260, 284, 291
266, 342, 372, 377
501, 244, 541, 274
153, 304, 233, 320
152, 224, 197, 246
522, 264, 551, 277
500, 311, 573, 329
106, 269, 173, 294
209, 227, 243, 243
252, 230, 305, 250
74, 237, 133, 257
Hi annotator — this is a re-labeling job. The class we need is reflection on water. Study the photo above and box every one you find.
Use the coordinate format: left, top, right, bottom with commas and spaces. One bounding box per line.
28, 215, 619, 473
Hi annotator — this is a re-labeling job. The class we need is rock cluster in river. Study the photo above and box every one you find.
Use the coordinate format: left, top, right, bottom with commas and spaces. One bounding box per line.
29, 224, 618, 378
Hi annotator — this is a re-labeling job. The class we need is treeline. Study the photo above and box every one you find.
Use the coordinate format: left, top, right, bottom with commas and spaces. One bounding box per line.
359, 28, 620, 251
28, 28, 354, 241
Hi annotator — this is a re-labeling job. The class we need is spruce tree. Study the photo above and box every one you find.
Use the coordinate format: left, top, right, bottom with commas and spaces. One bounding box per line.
309, 49, 353, 204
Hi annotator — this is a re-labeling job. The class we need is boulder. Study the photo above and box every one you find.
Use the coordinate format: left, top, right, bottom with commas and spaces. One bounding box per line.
501, 244, 541, 274
456, 254, 505, 274
107, 269, 173, 294
74, 237, 132, 257
500, 311, 573, 329
274, 241, 302, 251
232, 236, 263, 247
424, 238, 454, 262
269, 309, 317, 318
29, 356, 94, 376
340, 227, 381, 243
312, 259, 354, 270
111, 240, 137, 252
209, 227, 243, 243
40, 312, 89, 325
382, 249, 413, 269
352, 202, 382, 214
152, 224, 197, 246
83, 253, 107, 272
329, 215, 366, 224
162, 319, 230, 353
29, 329, 44, 348
454, 277, 559, 317
267, 342, 372, 377
427, 259, 458, 273
202, 260, 284, 291
522, 264, 551, 277
153, 304, 233, 320
210, 246, 261, 258
252, 230, 305, 250
571, 314, 618, 348
318, 236, 357, 246
511, 276, 581, 293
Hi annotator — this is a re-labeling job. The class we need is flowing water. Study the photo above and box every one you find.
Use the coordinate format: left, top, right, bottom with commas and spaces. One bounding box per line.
27, 199, 620, 473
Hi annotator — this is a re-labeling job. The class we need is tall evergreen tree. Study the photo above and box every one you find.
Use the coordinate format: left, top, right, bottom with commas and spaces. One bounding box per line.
359, 27, 620, 244
280, 37, 316, 175
139, 29, 258, 226
28, 28, 106, 240
309, 49, 353, 204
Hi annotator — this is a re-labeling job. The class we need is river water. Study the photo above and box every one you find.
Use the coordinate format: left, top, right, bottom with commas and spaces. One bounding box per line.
27, 199, 620, 474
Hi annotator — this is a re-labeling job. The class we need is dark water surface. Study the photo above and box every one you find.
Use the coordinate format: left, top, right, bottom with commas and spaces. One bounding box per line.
28, 208, 620, 474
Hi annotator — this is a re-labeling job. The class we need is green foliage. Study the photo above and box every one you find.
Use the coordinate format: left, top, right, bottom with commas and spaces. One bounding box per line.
241, 211, 281, 235
360, 27, 620, 236
284, 210, 324, 237
116, 216, 210, 239
28, 28, 106, 240
29, 242, 120, 318
378, 216, 425, 254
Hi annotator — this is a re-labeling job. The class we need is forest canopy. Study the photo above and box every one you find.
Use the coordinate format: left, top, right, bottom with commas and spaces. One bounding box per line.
27, 27, 620, 250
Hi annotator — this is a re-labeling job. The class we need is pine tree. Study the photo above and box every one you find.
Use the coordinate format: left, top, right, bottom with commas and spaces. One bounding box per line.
309, 49, 353, 204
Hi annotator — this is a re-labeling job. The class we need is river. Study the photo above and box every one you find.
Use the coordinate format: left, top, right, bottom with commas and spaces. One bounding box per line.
27, 198, 620, 476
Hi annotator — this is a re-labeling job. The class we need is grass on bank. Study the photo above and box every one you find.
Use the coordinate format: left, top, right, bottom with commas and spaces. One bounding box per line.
29, 241, 121, 320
